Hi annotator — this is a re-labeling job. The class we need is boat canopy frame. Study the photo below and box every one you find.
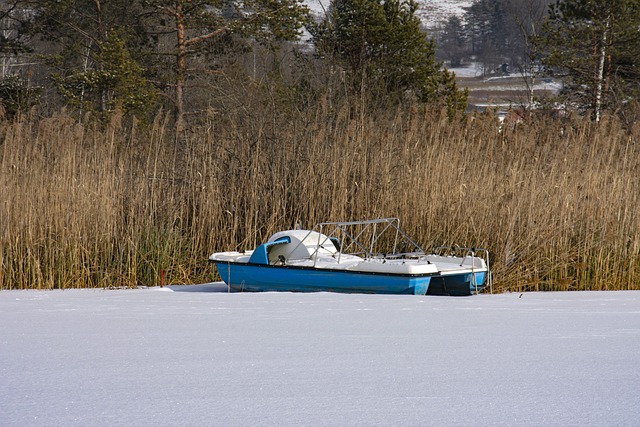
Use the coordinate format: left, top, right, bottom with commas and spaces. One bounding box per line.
290, 218, 428, 266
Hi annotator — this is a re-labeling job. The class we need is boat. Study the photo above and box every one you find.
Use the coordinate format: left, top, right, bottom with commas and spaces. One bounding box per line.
209, 218, 490, 296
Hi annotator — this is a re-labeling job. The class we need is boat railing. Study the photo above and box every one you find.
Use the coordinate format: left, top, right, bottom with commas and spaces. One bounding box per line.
308, 218, 427, 266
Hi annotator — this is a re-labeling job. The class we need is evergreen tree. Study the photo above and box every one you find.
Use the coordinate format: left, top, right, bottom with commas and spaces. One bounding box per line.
462, 0, 553, 74
533, 0, 640, 121
0, 74, 40, 117
464, 0, 492, 58
439, 15, 466, 67
463, 0, 511, 73
311, 0, 467, 114
32, 0, 150, 71
27, 0, 155, 119
52, 31, 158, 121
140, 0, 310, 133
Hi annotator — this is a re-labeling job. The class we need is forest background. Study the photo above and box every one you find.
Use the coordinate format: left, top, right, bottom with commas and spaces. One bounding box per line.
1, 0, 639, 291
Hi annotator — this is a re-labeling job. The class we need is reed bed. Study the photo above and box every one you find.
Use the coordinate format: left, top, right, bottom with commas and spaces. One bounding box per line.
1, 104, 639, 291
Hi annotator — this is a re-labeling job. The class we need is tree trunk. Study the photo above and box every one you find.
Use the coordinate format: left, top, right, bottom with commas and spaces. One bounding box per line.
175, 0, 186, 136
593, 16, 610, 123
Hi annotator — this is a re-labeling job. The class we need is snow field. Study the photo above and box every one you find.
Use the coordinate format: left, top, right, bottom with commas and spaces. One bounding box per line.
1, 286, 639, 426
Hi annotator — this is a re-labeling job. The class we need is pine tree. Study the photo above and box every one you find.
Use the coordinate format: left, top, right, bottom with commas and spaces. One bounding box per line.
27, 0, 155, 119
533, 0, 640, 122
52, 31, 158, 121
439, 15, 466, 67
32, 0, 150, 71
141, 0, 310, 133
463, 0, 511, 73
311, 0, 467, 114
462, 0, 553, 75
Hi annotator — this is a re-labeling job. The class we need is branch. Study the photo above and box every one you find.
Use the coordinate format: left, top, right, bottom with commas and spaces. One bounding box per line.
152, 4, 177, 18
0, 0, 20, 21
185, 27, 228, 46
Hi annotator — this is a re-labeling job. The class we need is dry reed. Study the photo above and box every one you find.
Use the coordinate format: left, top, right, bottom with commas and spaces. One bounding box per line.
1, 104, 639, 291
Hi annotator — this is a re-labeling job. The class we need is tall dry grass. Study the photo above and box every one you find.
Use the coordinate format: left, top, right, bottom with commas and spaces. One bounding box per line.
1, 103, 639, 291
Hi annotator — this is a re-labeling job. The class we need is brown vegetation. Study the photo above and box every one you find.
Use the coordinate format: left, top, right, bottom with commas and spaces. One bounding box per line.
1, 103, 639, 292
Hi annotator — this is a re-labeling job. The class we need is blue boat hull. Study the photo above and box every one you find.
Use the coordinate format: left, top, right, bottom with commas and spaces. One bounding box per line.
426, 272, 487, 296
215, 262, 435, 295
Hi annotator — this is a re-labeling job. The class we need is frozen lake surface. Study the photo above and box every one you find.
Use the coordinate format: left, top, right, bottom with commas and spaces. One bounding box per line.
1, 285, 639, 426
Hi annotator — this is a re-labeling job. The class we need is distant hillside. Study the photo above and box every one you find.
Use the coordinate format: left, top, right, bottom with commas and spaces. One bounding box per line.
414, 0, 472, 28
304, 0, 471, 29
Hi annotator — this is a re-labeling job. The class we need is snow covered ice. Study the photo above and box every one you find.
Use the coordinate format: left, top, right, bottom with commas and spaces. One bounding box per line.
1, 286, 639, 426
